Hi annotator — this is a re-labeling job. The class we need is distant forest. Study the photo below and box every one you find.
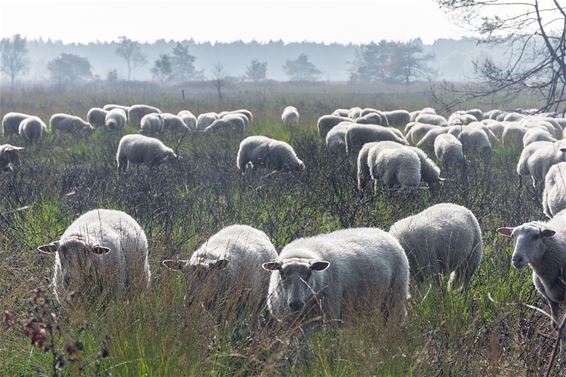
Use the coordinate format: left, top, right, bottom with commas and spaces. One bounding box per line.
11, 37, 507, 83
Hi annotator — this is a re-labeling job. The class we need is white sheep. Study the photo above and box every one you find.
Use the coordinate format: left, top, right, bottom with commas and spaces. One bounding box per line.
503, 112, 525, 122
482, 119, 504, 140
116, 134, 178, 172
103, 104, 130, 113
325, 121, 354, 153
237, 135, 304, 172
406, 123, 439, 145
434, 133, 465, 167
87, 108, 109, 129
501, 123, 526, 149
484, 109, 504, 120
219, 109, 253, 124
383, 110, 411, 127
466, 109, 483, 120
140, 113, 163, 134
389, 203, 483, 290
0, 144, 24, 172
332, 108, 350, 117
37, 208, 150, 302
517, 140, 566, 188
369, 146, 422, 194
281, 106, 300, 128
355, 112, 384, 126
262, 227, 410, 326
497, 210, 566, 343
162, 224, 277, 311
204, 118, 245, 135
523, 128, 555, 147
416, 126, 461, 151
105, 108, 127, 130
415, 113, 447, 126
196, 112, 219, 131
128, 104, 161, 127
2, 112, 33, 137
543, 162, 566, 218
177, 110, 197, 131
458, 126, 492, 156
345, 124, 408, 155
18, 116, 47, 143
348, 107, 363, 119
49, 113, 93, 134
161, 113, 190, 133
317, 115, 351, 138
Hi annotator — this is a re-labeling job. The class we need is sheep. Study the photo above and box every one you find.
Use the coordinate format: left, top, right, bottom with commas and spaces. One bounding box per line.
383, 110, 411, 127
466, 109, 483, 120
522, 117, 560, 138
503, 112, 525, 122
49, 113, 93, 134
37, 209, 150, 302
196, 112, 219, 131
345, 124, 408, 155
501, 123, 526, 149
161, 113, 190, 133
406, 123, 439, 145
482, 119, 504, 140
416, 113, 447, 126
523, 128, 555, 147
434, 133, 465, 167
262, 227, 410, 327
355, 112, 384, 126
237, 136, 304, 172
140, 113, 163, 135
162, 224, 277, 312
177, 110, 197, 130
87, 107, 109, 129
317, 115, 351, 138
348, 107, 363, 119
0, 144, 24, 172
204, 118, 245, 135
325, 121, 354, 154
497, 210, 566, 340
421, 107, 437, 114
517, 140, 566, 188
484, 109, 504, 120
496, 112, 508, 121
105, 108, 127, 130
222, 112, 249, 128
219, 109, 253, 124
369, 146, 422, 194
416, 126, 461, 151
116, 134, 178, 172
409, 110, 420, 122
281, 106, 300, 128
2, 112, 32, 137
127, 104, 161, 127
389, 203, 483, 290
543, 162, 566, 218
18, 117, 47, 143
103, 104, 130, 113
448, 112, 477, 126
332, 108, 350, 117
458, 126, 492, 156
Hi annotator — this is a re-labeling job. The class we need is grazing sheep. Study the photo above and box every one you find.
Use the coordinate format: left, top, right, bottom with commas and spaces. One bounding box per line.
504, 112, 525, 122
369, 146, 422, 194
116, 134, 177, 172
406, 123, 439, 145
389, 203, 483, 290
384, 110, 411, 127
140, 113, 163, 134
332, 109, 350, 117
458, 127, 492, 156
416, 113, 447, 126
409, 110, 420, 122
497, 210, 566, 338
177, 110, 197, 130
161, 113, 190, 133
2, 112, 32, 137
543, 162, 566, 218
317, 115, 351, 138
348, 107, 363, 119
345, 124, 408, 155
196, 112, 219, 131
282, 106, 300, 128
522, 118, 560, 138
356, 112, 384, 126
0, 144, 24, 172
416, 126, 461, 151
103, 104, 130, 113
162, 224, 277, 311
448, 112, 477, 126
466, 109, 483, 120
128, 104, 161, 127
219, 109, 253, 124
38, 209, 150, 302
50, 113, 93, 134
325, 121, 354, 153
18, 117, 47, 143
222, 112, 249, 128
484, 109, 504, 120
482, 119, 504, 140
87, 108, 109, 129
517, 141, 566, 188
237, 136, 304, 172
523, 128, 555, 147
204, 118, 245, 135
262, 228, 410, 326
105, 108, 127, 130
501, 123, 526, 149
434, 133, 465, 167
421, 107, 437, 114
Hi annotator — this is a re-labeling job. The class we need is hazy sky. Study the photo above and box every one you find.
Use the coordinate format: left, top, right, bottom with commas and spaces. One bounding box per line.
0, 0, 469, 44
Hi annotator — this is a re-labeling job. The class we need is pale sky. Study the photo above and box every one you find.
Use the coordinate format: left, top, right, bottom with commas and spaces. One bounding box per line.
0, 0, 470, 44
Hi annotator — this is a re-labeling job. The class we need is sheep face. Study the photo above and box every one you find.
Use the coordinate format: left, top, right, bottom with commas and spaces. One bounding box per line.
38, 239, 111, 292
263, 258, 329, 314
283, 160, 305, 172
161, 149, 178, 163
497, 224, 556, 269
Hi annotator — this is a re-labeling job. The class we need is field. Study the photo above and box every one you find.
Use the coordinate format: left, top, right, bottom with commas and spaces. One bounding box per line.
0, 82, 562, 376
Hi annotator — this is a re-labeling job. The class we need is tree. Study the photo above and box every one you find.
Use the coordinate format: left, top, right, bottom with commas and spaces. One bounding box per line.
436, 0, 566, 112
170, 42, 203, 82
388, 39, 434, 85
349, 40, 393, 83
115, 36, 147, 80
47, 53, 92, 87
211, 62, 229, 103
0, 34, 29, 89
283, 54, 321, 81
107, 69, 118, 83
151, 54, 172, 84
245, 59, 267, 82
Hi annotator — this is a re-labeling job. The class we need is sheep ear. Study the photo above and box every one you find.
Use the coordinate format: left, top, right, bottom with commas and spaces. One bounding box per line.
162, 259, 188, 271
309, 260, 330, 271
37, 241, 60, 254
262, 261, 282, 271
496, 227, 513, 237
5, 145, 24, 153
92, 245, 111, 255
541, 229, 556, 238
209, 259, 229, 270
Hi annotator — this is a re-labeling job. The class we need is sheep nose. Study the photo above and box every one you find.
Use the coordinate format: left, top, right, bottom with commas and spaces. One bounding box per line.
512, 256, 526, 268
289, 301, 304, 312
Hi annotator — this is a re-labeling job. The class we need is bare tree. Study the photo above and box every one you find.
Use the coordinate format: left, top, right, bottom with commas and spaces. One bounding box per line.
211, 63, 228, 104
245, 59, 267, 82
115, 36, 147, 81
435, 0, 566, 112
0, 34, 29, 90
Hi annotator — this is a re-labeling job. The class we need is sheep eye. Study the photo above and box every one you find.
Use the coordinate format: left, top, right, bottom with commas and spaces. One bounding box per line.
532, 233, 540, 240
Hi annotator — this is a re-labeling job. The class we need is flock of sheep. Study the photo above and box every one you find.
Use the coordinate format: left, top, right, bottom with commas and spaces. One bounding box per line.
2, 103, 566, 345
